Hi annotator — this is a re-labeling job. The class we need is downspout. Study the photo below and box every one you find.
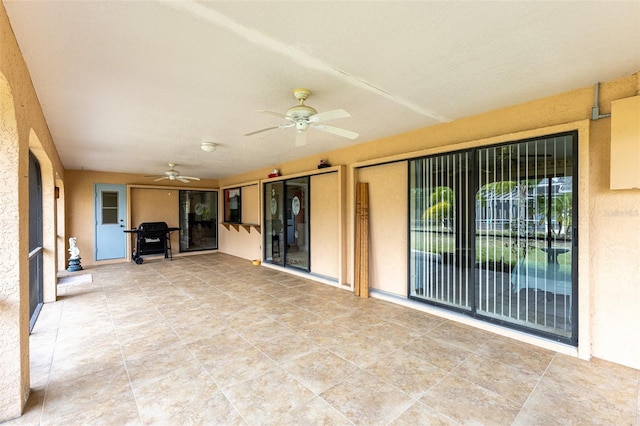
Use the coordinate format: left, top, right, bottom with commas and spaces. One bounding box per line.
591, 82, 611, 120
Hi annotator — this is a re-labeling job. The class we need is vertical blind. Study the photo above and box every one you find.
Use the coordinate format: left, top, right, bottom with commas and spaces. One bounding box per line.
410, 133, 576, 343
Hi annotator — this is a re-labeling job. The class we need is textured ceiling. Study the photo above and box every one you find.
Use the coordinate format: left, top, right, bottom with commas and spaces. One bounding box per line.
4, 1, 640, 180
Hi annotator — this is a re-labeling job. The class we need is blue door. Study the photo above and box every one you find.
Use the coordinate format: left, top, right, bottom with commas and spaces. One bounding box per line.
95, 184, 126, 260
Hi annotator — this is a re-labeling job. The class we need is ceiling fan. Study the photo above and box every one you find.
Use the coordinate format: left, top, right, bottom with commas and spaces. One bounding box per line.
144, 163, 200, 183
245, 88, 359, 146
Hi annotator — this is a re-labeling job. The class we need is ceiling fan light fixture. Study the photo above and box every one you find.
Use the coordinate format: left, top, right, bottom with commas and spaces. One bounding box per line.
245, 88, 358, 146
201, 142, 217, 152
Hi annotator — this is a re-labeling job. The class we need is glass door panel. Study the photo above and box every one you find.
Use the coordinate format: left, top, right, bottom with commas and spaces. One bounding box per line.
409, 152, 472, 310
179, 190, 218, 252
475, 136, 575, 338
410, 132, 577, 344
285, 177, 309, 271
264, 181, 284, 266
264, 178, 310, 271
28, 152, 43, 332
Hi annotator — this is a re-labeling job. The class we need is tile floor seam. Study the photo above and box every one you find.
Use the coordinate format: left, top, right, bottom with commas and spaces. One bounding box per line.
155, 300, 233, 401
635, 371, 639, 426
460, 337, 548, 403
15, 253, 639, 425
213, 386, 253, 425
449, 358, 532, 408
362, 345, 429, 399
510, 351, 557, 424
102, 277, 146, 426
414, 359, 470, 422
35, 295, 62, 426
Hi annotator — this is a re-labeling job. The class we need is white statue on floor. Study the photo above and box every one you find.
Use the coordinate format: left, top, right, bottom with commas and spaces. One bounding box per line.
68, 237, 80, 259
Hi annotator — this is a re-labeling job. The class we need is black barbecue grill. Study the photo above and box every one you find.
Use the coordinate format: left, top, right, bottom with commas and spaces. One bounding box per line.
124, 222, 180, 264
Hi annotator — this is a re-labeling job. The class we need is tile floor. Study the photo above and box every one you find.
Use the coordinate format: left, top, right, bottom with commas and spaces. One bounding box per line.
7, 252, 639, 425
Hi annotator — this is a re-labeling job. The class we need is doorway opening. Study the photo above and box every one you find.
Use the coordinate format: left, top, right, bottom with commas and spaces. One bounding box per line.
29, 151, 43, 332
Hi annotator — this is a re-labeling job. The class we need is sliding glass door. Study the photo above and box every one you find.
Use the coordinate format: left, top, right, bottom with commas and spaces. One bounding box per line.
179, 190, 218, 252
410, 132, 577, 344
264, 177, 310, 271
265, 181, 285, 266
409, 151, 473, 310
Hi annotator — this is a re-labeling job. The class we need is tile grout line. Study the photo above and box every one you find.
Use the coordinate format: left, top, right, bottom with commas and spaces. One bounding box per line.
100, 270, 146, 426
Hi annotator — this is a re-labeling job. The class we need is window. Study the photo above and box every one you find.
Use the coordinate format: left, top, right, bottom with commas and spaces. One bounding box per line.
409, 132, 577, 344
101, 191, 119, 224
224, 188, 241, 223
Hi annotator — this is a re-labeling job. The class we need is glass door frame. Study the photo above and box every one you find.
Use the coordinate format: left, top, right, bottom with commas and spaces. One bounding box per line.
263, 177, 311, 272
28, 151, 43, 332
178, 190, 218, 252
408, 131, 578, 345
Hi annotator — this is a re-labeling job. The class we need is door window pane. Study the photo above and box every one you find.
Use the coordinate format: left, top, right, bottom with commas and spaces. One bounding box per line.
101, 191, 118, 224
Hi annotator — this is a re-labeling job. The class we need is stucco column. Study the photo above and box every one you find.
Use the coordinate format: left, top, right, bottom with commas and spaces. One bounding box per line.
0, 76, 30, 421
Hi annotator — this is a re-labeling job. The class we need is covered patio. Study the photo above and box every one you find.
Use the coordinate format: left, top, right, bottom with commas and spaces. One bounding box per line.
12, 253, 639, 425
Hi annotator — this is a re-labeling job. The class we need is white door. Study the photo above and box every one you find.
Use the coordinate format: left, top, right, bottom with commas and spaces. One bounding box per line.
95, 184, 126, 260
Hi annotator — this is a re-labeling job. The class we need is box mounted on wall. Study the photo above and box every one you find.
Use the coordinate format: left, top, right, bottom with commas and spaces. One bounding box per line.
611, 95, 640, 190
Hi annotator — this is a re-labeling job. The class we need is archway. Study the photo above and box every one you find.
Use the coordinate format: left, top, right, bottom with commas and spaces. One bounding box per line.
29, 130, 57, 303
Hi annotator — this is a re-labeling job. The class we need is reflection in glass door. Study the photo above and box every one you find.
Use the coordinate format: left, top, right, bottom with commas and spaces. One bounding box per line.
264, 181, 284, 266
286, 177, 309, 271
410, 132, 577, 344
179, 190, 218, 252
264, 178, 310, 271
475, 136, 575, 340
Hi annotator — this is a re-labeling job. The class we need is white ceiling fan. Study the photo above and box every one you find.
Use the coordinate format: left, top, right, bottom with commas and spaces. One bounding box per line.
144, 163, 200, 183
245, 88, 359, 146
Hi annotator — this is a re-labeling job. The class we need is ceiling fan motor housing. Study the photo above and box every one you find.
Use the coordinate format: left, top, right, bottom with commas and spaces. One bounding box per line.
287, 104, 317, 131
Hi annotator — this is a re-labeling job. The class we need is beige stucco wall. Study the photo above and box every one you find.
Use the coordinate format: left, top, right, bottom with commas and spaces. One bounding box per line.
1, 2, 65, 420
357, 162, 408, 296
310, 172, 340, 279
588, 111, 640, 368
218, 182, 262, 261
130, 187, 182, 255
219, 73, 640, 369
65, 170, 218, 266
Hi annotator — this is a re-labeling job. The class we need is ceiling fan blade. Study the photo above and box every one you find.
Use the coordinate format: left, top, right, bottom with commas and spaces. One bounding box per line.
245, 122, 295, 136
180, 176, 200, 181
154, 177, 168, 182
312, 124, 359, 140
308, 109, 351, 123
255, 110, 290, 120
295, 131, 307, 147
245, 126, 280, 136
177, 177, 191, 183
